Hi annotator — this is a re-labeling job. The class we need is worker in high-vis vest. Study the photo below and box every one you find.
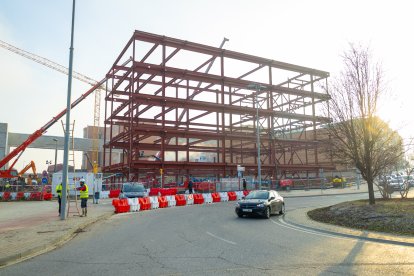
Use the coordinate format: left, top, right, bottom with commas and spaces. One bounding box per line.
56, 183, 63, 216
76, 179, 89, 217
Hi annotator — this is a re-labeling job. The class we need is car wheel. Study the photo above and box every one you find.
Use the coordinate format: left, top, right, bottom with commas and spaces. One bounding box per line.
279, 203, 285, 215
264, 207, 270, 219
237, 213, 243, 218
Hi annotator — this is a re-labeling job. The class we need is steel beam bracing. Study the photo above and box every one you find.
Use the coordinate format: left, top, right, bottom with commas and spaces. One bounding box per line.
103, 30, 334, 183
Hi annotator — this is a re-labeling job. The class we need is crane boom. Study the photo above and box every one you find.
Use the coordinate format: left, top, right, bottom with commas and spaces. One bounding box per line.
0, 39, 104, 88
0, 78, 106, 178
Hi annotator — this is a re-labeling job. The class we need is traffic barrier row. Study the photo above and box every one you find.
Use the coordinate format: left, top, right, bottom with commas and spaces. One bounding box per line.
110, 190, 250, 214
0, 191, 53, 201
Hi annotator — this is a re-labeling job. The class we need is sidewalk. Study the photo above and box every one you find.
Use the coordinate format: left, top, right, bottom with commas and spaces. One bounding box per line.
278, 182, 371, 198
0, 199, 113, 267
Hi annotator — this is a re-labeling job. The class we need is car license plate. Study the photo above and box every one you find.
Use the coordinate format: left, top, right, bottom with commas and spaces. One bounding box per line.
242, 209, 252, 212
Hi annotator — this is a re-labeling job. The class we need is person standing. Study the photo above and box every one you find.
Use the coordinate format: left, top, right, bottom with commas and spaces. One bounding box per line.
93, 179, 100, 204
56, 183, 63, 216
76, 179, 89, 217
188, 179, 193, 194
242, 178, 247, 191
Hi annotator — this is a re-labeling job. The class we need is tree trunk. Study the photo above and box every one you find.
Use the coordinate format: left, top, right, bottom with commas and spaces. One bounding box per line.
367, 178, 376, 205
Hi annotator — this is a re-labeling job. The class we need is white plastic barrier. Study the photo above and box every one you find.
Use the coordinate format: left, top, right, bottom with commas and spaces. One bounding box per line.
166, 195, 176, 207
219, 192, 229, 202
149, 196, 159, 209
10, 192, 17, 200
100, 191, 110, 199
127, 198, 140, 212
202, 193, 213, 204
185, 194, 194, 205
235, 191, 244, 200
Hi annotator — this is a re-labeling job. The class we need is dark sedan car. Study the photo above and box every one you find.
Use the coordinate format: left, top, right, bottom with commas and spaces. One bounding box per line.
235, 190, 285, 219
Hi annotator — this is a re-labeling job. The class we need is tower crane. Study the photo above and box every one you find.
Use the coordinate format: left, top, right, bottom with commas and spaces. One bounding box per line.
0, 39, 103, 172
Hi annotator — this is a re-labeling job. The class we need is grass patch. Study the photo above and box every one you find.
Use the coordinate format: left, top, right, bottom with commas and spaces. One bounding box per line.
307, 198, 414, 236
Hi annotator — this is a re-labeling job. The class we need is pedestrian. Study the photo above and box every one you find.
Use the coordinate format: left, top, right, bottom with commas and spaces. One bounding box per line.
188, 179, 193, 194
93, 179, 100, 204
242, 178, 247, 191
56, 182, 63, 216
76, 179, 89, 217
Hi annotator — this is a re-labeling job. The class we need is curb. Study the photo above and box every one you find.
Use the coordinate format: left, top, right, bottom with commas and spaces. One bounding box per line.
0, 212, 113, 268
281, 190, 372, 198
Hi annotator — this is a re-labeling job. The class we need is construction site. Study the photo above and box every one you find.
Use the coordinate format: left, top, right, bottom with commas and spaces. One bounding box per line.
0, 30, 335, 190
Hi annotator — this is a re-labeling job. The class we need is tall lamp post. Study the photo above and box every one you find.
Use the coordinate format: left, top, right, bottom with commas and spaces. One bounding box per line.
61, 0, 76, 220
53, 138, 58, 173
247, 83, 267, 190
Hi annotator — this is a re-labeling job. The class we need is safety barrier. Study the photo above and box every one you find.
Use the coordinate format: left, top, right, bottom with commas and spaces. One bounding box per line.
243, 190, 250, 196
185, 194, 194, 205
211, 192, 221, 203
127, 198, 140, 212
100, 191, 110, 199
149, 196, 159, 209
202, 193, 213, 204
16, 192, 25, 200
235, 191, 244, 200
109, 189, 121, 198
29, 192, 42, 201
193, 194, 204, 204
227, 191, 237, 201
138, 197, 151, 211
166, 195, 176, 207
219, 192, 229, 202
114, 198, 130, 213
43, 192, 53, 200
158, 196, 168, 208
175, 194, 186, 206
110, 190, 260, 214
149, 188, 160, 196
0, 192, 11, 201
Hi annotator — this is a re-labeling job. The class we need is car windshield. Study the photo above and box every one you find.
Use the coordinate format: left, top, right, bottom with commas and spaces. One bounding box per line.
245, 191, 269, 200
123, 183, 145, 193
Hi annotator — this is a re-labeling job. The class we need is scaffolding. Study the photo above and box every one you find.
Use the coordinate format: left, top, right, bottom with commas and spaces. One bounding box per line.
103, 30, 334, 184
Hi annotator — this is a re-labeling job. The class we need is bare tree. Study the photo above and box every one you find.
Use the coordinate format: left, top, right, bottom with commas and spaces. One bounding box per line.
325, 44, 403, 205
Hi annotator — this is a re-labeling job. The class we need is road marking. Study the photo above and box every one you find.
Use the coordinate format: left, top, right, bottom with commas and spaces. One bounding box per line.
271, 217, 414, 247
206, 231, 237, 245
270, 217, 351, 241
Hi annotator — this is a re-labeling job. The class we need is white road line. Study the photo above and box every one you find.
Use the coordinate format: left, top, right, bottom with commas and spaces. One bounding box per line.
206, 231, 237, 245
270, 218, 352, 241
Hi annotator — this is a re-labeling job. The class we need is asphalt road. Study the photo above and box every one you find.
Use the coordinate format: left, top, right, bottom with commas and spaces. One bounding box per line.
2, 193, 414, 275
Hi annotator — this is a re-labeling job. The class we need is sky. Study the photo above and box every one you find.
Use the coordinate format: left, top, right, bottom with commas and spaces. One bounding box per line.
0, 0, 413, 172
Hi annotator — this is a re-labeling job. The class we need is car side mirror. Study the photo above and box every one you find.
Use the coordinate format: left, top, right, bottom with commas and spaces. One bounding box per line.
269, 197, 275, 201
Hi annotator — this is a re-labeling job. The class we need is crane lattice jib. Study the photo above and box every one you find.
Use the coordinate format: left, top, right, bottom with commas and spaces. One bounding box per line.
0, 79, 106, 171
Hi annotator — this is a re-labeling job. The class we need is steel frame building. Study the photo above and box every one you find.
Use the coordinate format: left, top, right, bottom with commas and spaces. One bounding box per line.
103, 30, 334, 183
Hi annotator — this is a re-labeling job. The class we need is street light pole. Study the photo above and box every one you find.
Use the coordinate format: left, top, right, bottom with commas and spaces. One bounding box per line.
61, 0, 76, 221
247, 83, 267, 190
53, 138, 58, 173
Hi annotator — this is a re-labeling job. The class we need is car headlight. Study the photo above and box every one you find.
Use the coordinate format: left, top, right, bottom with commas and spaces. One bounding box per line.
257, 203, 265, 208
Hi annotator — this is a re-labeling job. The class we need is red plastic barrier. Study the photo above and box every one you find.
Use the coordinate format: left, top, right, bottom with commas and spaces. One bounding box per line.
193, 194, 204, 204
112, 198, 120, 207
29, 192, 42, 201
109, 189, 121, 198
158, 196, 168, 208
149, 188, 160, 196
2, 192, 11, 201
115, 198, 130, 213
169, 188, 177, 195
175, 194, 186, 206
227, 191, 237, 201
243, 190, 250, 196
138, 197, 151, 211
211, 192, 221, 203
16, 192, 25, 200
43, 192, 53, 200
